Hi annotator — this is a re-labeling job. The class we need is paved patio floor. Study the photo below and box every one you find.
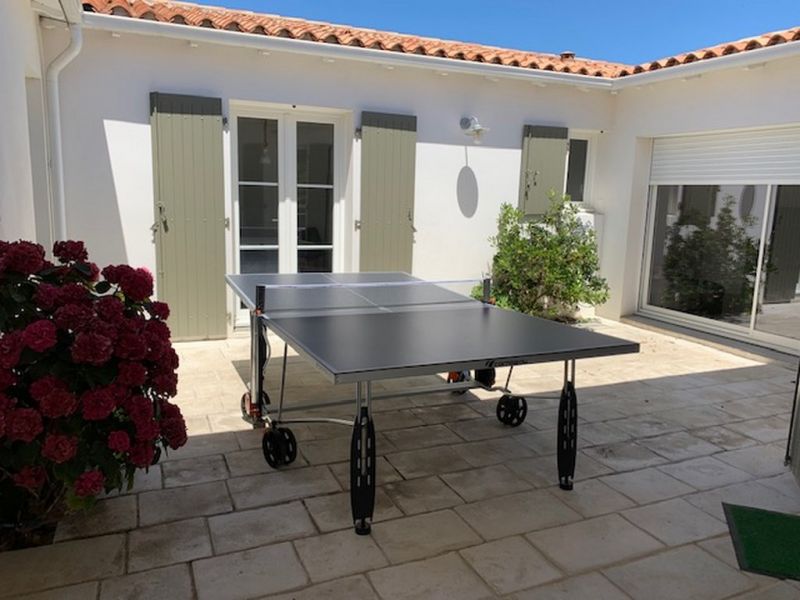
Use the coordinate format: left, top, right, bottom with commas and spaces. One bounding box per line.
1, 320, 799, 599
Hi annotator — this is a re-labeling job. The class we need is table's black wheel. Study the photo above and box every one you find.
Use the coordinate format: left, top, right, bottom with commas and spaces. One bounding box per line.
496, 395, 528, 427
474, 368, 496, 387
277, 427, 298, 465
447, 371, 469, 395
262, 428, 287, 468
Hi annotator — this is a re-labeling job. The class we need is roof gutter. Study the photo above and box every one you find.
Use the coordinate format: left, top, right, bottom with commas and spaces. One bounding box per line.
612, 40, 800, 89
80, 12, 614, 90
45, 9, 83, 241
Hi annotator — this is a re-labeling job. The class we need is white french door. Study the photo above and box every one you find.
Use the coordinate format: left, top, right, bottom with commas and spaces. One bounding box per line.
231, 106, 345, 324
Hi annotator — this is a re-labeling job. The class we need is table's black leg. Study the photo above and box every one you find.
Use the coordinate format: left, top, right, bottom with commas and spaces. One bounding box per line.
350, 383, 376, 535
557, 360, 578, 490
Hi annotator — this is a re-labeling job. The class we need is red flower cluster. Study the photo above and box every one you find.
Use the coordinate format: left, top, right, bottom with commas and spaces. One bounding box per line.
74, 470, 105, 497
102, 265, 154, 302
12, 466, 47, 491
30, 376, 78, 418
53, 241, 88, 263
0, 241, 45, 275
107, 430, 130, 453
6, 408, 43, 442
22, 320, 58, 353
41, 433, 78, 464
0, 240, 186, 520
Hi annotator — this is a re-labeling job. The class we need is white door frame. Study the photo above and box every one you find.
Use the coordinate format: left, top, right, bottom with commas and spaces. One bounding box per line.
638, 183, 800, 354
229, 101, 350, 326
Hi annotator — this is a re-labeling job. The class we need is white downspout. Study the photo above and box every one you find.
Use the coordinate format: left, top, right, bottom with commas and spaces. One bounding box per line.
45, 20, 82, 242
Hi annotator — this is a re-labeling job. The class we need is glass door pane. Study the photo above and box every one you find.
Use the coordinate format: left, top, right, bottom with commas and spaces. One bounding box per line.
296, 121, 334, 273
237, 117, 279, 273
647, 184, 766, 327
754, 185, 800, 340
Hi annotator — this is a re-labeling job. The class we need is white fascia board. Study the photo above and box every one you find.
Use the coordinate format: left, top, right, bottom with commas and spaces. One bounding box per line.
612, 41, 800, 89
32, 0, 83, 24
80, 13, 614, 90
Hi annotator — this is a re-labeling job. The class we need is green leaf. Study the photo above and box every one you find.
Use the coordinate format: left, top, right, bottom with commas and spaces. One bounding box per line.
94, 281, 111, 294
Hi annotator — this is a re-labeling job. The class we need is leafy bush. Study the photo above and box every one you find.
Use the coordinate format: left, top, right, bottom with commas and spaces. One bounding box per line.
0, 240, 187, 547
478, 198, 609, 321
661, 199, 759, 319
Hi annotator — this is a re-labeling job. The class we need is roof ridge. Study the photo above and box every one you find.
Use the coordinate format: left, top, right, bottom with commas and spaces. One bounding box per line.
81, 0, 800, 79
146, 0, 626, 64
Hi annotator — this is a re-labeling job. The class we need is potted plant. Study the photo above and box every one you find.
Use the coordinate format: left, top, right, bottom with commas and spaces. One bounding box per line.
478, 198, 609, 321
0, 240, 187, 550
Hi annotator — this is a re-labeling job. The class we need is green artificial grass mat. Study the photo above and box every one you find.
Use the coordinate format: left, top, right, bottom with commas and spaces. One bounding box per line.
723, 502, 800, 581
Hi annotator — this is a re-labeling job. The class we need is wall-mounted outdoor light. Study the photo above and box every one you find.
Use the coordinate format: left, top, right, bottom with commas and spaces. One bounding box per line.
460, 116, 489, 144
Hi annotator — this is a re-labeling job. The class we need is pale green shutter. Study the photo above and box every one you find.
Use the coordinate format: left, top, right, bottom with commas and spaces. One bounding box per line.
360, 111, 417, 273
518, 125, 569, 216
150, 93, 227, 341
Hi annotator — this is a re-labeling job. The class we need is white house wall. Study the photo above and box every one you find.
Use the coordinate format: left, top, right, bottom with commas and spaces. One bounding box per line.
594, 55, 800, 319
0, 1, 42, 242
43, 27, 614, 295
42, 25, 800, 323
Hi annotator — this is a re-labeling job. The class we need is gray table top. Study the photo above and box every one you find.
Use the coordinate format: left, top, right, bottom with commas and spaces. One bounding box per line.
226, 272, 640, 383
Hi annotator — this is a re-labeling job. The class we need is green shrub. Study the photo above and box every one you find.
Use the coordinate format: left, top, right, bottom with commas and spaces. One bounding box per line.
661, 199, 759, 319
476, 198, 609, 321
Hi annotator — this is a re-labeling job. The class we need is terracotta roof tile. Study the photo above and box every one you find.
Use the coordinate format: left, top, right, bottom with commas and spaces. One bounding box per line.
626, 26, 800, 76
81, 0, 799, 79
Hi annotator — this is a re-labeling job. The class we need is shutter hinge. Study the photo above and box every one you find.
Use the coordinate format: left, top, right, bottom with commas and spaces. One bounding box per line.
224, 217, 230, 229
354, 127, 362, 140
354, 219, 362, 231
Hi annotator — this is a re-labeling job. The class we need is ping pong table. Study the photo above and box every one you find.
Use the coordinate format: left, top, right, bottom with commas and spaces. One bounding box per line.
226, 272, 639, 534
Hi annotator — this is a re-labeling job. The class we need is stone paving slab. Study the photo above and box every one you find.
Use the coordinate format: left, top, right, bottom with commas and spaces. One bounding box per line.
0, 535, 125, 598
603, 545, 755, 600
99, 564, 194, 600
383, 475, 464, 515
368, 552, 494, 600
526, 513, 664, 573
261, 575, 379, 600
455, 489, 582, 541
550, 478, 636, 517
294, 529, 388, 582
208, 501, 316, 554
658, 456, 754, 490
601, 467, 696, 504
162, 454, 229, 488
371, 509, 482, 563
139, 481, 233, 526
460, 535, 562, 595
128, 517, 212, 572
192, 542, 308, 600
511, 572, 630, 600
621, 497, 727, 546
304, 488, 401, 532
226, 465, 341, 509
14, 583, 100, 600
54, 495, 137, 542
441, 464, 531, 502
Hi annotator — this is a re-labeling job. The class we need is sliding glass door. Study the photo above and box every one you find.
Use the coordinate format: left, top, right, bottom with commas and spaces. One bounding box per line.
753, 186, 800, 341
642, 184, 800, 348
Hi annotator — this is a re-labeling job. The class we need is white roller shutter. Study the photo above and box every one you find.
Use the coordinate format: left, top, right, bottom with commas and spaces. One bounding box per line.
650, 126, 800, 185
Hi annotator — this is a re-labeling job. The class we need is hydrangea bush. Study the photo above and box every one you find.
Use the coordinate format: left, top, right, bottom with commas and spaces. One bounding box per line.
0, 240, 186, 539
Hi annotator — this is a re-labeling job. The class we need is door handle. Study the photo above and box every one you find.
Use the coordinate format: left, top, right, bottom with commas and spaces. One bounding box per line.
408, 210, 417, 233
157, 202, 169, 233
